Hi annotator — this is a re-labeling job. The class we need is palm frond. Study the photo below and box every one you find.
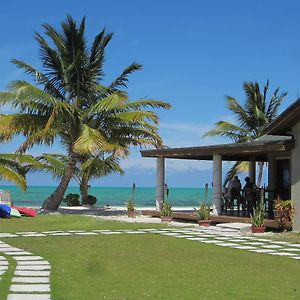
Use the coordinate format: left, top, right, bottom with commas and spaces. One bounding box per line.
109, 63, 143, 90
73, 125, 115, 155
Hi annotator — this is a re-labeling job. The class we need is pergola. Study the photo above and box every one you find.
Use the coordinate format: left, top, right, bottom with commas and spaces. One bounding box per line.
141, 135, 293, 214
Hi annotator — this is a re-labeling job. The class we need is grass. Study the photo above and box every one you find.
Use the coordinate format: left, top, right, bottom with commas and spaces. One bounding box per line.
1, 215, 300, 299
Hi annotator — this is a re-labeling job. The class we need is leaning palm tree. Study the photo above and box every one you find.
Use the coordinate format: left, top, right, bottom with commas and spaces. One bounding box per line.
0, 16, 170, 210
204, 80, 287, 187
36, 153, 123, 204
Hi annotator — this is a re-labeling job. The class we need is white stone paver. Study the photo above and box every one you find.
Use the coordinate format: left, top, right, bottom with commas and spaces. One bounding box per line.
49, 232, 71, 236
12, 277, 50, 283
232, 245, 257, 250
0, 233, 18, 238
13, 256, 43, 261
269, 252, 295, 256
271, 241, 291, 245
21, 234, 46, 237
218, 243, 240, 247
10, 284, 50, 292
7, 295, 51, 300
280, 248, 300, 252
74, 232, 98, 235
186, 237, 207, 241
289, 244, 300, 248
249, 249, 275, 253
100, 231, 122, 235
4, 251, 32, 256
200, 240, 223, 244
261, 244, 282, 249
17, 261, 49, 265
14, 270, 50, 277
16, 265, 51, 271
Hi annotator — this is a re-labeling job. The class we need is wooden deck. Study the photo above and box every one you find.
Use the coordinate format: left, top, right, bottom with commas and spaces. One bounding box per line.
142, 210, 283, 229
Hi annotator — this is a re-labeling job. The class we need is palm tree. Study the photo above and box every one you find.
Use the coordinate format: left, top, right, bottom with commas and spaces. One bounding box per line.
0, 153, 42, 191
78, 154, 123, 204
36, 153, 123, 204
204, 80, 287, 187
0, 16, 170, 210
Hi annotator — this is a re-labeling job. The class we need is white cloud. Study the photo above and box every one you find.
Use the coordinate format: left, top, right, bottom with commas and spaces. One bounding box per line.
121, 120, 235, 173
159, 121, 229, 147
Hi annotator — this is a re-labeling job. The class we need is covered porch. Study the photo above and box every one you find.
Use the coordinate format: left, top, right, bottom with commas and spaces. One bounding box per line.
140, 135, 294, 223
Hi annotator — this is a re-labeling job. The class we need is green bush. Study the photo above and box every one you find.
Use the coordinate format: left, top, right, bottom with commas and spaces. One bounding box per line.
160, 201, 172, 217
274, 199, 294, 230
64, 193, 80, 206
126, 199, 135, 212
250, 205, 266, 227
194, 203, 210, 220
82, 195, 97, 206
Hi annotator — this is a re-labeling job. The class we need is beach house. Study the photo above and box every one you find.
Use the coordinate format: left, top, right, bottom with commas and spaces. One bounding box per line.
141, 98, 300, 231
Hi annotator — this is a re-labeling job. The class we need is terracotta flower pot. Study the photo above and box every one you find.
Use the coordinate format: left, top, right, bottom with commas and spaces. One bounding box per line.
161, 216, 172, 223
127, 211, 136, 218
251, 226, 266, 233
198, 220, 211, 227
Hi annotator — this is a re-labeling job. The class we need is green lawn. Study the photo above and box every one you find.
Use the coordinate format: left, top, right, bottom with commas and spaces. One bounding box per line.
1, 215, 300, 299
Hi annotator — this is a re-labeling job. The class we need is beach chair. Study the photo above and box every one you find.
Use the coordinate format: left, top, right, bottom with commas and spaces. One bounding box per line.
0, 190, 11, 205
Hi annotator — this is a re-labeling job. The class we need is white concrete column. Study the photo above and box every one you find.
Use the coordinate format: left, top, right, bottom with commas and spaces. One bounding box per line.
291, 123, 300, 231
213, 154, 222, 215
249, 158, 256, 185
156, 157, 165, 210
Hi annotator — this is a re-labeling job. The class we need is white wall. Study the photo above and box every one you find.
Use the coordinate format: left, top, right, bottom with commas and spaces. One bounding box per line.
292, 123, 300, 231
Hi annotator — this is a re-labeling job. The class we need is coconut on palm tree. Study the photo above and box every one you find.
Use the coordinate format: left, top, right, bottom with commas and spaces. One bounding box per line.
205, 80, 287, 187
0, 16, 170, 210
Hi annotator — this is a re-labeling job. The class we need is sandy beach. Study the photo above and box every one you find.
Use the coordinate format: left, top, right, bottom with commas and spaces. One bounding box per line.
44, 205, 198, 226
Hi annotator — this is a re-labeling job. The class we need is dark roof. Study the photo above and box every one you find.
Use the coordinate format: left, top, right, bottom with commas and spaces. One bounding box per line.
141, 136, 293, 162
264, 98, 300, 135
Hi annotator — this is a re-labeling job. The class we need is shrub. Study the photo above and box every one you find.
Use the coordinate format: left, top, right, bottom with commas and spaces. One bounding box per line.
64, 193, 80, 206
160, 201, 172, 217
274, 199, 295, 230
126, 199, 135, 212
82, 195, 97, 206
194, 203, 210, 220
250, 205, 266, 227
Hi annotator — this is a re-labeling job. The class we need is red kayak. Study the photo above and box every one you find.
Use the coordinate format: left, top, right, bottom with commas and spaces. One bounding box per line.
13, 206, 37, 217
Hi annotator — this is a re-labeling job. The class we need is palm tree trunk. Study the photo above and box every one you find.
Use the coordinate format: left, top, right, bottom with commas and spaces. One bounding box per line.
42, 152, 77, 210
80, 176, 89, 205
257, 162, 264, 188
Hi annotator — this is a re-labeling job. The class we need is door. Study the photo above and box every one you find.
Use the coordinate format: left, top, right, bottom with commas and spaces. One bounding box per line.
275, 159, 291, 200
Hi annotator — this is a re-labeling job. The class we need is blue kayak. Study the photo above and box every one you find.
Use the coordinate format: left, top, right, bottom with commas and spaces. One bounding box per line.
0, 204, 11, 218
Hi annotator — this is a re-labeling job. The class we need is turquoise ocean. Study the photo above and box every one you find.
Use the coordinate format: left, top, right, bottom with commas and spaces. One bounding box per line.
0, 186, 213, 208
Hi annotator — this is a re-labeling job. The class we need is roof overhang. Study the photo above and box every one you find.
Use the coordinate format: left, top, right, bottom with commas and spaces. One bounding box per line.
264, 98, 300, 135
141, 137, 294, 162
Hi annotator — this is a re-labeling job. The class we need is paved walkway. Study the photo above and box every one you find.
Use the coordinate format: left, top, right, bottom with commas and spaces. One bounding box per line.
0, 227, 299, 299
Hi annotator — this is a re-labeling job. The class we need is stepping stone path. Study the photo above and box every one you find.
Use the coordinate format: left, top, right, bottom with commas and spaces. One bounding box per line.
0, 241, 51, 299
1, 226, 300, 299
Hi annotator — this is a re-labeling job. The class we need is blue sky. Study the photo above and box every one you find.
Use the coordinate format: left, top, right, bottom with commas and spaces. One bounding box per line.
1, 0, 300, 187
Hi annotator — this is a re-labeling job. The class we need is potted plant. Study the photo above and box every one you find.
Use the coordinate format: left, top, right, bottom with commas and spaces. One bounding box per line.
126, 199, 136, 218
160, 202, 172, 222
250, 204, 266, 233
274, 199, 295, 231
194, 203, 211, 227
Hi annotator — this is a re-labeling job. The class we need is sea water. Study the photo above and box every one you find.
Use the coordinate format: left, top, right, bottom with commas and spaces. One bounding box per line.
0, 186, 213, 208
